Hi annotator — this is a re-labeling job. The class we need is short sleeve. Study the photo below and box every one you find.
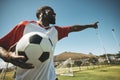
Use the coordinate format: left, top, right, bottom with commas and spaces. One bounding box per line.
55, 26, 71, 40
0, 21, 28, 50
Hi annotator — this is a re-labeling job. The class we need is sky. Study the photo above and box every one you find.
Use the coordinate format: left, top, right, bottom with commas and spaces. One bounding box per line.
0, 0, 120, 67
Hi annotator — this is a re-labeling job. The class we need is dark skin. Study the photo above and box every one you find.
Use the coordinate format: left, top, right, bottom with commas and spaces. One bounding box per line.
0, 6, 98, 69
38, 7, 98, 32
69, 23, 98, 32
0, 44, 34, 69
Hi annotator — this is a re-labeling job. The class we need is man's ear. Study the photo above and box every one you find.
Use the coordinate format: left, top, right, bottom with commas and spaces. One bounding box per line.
38, 11, 45, 19
42, 11, 47, 18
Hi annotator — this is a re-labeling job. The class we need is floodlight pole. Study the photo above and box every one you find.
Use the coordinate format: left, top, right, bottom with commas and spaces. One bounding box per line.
96, 30, 110, 64
112, 29, 120, 49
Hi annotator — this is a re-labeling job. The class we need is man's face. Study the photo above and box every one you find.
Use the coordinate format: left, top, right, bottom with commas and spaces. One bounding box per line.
45, 9, 56, 24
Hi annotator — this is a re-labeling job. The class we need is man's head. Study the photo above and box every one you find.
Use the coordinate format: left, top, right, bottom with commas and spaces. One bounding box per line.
36, 6, 56, 25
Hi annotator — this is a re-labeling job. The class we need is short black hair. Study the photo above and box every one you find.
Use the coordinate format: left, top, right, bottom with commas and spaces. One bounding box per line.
36, 6, 53, 19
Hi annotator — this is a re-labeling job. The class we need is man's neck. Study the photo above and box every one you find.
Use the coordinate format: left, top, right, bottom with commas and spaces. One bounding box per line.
37, 20, 49, 27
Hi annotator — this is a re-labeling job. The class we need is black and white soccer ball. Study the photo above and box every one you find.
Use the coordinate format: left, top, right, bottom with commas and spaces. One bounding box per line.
16, 32, 53, 66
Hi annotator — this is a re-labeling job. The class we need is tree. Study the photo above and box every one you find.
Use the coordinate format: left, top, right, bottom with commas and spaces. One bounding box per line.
116, 51, 120, 58
89, 57, 98, 65
74, 60, 82, 70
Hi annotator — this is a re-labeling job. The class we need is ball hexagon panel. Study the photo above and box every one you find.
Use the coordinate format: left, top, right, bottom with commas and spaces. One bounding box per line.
40, 38, 53, 52
16, 34, 30, 51
25, 44, 43, 63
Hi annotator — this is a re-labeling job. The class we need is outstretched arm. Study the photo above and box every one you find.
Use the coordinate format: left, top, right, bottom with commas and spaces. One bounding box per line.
69, 22, 99, 33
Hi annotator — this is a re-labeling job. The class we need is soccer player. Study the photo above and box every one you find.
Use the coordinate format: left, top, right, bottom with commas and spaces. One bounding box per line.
0, 6, 98, 80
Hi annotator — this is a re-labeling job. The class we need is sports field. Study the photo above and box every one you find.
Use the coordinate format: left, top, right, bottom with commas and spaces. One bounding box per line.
57, 65, 120, 80
1, 65, 120, 80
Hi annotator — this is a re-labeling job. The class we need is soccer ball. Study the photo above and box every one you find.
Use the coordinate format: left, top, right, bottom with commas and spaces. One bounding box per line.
16, 32, 53, 66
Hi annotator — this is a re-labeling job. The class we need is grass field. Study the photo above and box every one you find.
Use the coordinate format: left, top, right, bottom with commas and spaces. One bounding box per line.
57, 65, 120, 80
1, 65, 120, 80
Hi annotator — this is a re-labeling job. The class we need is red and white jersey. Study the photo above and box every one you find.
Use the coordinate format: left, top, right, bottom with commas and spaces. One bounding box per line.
0, 21, 71, 80
0, 21, 71, 51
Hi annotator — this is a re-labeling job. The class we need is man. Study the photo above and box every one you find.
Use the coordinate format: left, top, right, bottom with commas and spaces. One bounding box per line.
0, 6, 98, 80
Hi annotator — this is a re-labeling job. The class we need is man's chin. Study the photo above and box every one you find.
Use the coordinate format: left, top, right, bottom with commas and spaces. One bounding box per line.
49, 19, 55, 24
50, 22, 55, 25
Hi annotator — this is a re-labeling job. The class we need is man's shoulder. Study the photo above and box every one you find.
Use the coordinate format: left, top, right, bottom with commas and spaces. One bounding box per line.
18, 20, 36, 25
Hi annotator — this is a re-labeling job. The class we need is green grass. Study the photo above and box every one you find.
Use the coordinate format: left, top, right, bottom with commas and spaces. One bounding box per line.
0, 71, 15, 80
57, 66, 120, 80
1, 65, 120, 80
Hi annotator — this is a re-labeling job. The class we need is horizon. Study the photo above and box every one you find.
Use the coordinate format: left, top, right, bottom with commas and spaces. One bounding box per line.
0, 51, 119, 68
